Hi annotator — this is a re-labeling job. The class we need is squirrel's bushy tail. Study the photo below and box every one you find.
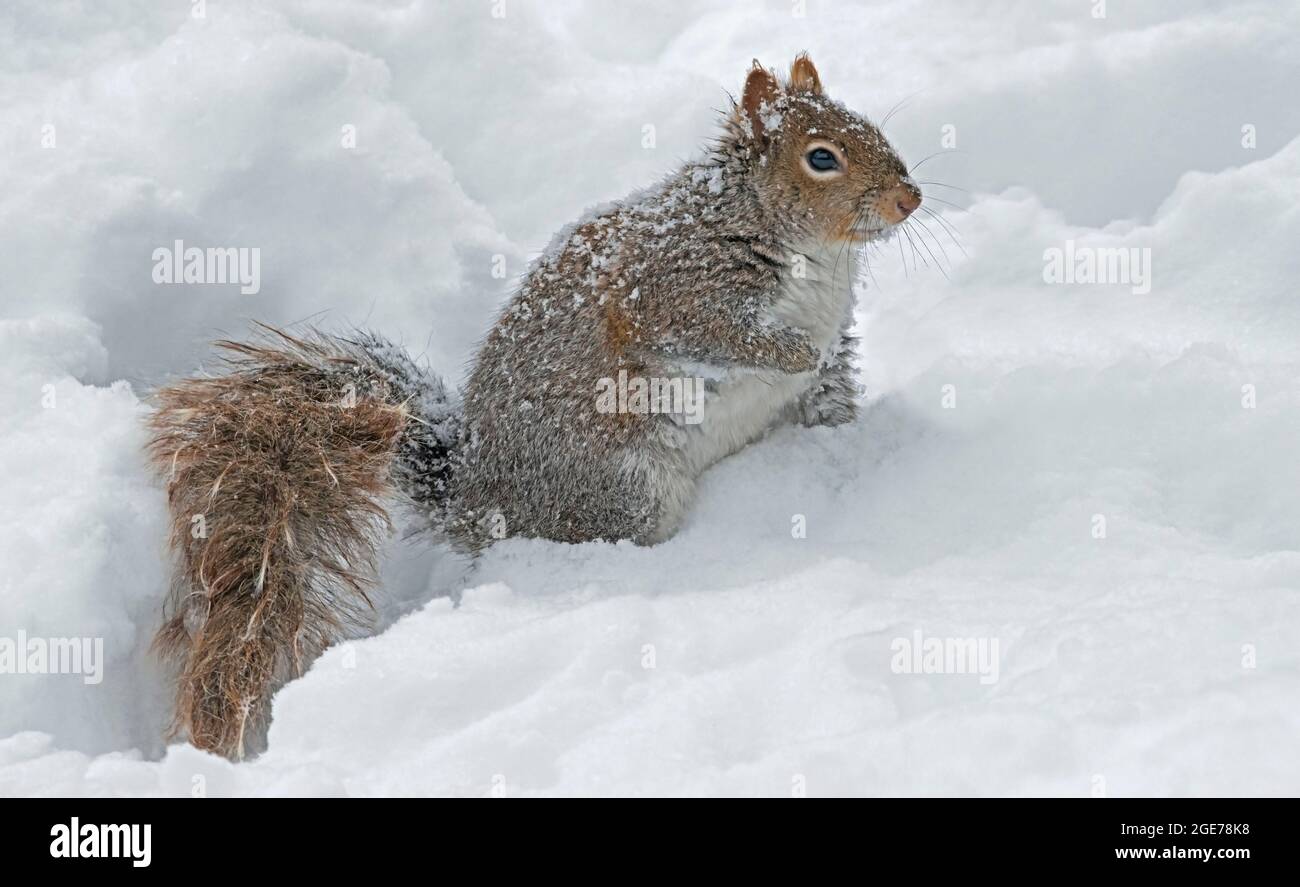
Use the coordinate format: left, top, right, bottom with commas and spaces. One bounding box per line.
146, 326, 457, 758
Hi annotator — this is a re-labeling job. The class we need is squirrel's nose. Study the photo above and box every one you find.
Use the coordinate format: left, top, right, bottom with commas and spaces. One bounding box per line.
880, 182, 922, 223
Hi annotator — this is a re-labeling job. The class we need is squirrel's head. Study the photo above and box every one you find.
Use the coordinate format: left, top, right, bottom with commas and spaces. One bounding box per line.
731, 54, 921, 244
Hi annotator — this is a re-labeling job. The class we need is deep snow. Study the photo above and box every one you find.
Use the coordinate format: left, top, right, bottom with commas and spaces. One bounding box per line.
1, 0, 1298, 796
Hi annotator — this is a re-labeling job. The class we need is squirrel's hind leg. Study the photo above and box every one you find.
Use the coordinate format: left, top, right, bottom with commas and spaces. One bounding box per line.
624, 438, 698, 545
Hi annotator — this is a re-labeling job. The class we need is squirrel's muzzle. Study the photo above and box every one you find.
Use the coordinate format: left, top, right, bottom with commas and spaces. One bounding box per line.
878, 180, 922, 224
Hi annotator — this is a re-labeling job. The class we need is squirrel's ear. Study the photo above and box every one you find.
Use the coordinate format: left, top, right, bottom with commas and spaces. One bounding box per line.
789, 52, 823, 95
741, 61, 782, 141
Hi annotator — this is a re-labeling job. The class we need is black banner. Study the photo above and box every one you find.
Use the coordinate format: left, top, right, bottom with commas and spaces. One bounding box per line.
2, 800, 1285, 873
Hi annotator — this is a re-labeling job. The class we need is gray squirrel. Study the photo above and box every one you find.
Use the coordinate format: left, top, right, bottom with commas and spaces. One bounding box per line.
147, 54, 922, 758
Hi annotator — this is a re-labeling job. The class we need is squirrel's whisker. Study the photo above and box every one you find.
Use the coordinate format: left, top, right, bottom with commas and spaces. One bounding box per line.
908, 219, 950, 280
909, 148, 966, 174
921, 206, 969, 256
920, 194, 969, 213
916, 180, 969, 193
899, 223, 923, 271
917, 216, 952, 268
879, 90, 923, 129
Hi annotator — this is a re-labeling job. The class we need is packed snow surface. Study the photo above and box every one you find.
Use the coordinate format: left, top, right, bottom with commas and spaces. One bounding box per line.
1, 0, 1298, 796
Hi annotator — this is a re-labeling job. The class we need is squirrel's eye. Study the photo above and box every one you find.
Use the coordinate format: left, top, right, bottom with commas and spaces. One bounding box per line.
806, 147, 839, 172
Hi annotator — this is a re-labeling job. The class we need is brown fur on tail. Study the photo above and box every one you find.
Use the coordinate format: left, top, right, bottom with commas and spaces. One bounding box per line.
147, 327, 408, 759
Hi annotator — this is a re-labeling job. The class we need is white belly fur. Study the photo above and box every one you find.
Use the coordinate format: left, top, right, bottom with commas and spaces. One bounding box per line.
677, 241, 856, 474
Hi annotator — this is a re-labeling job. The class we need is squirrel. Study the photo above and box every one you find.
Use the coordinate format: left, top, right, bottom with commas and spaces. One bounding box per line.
146, 54, 922, 758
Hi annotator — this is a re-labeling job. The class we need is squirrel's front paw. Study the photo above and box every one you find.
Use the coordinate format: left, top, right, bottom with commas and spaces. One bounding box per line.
800, 389, 858, 427
798, 369, 861, 427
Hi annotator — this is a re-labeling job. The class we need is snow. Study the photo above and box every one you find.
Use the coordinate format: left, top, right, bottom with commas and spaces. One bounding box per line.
1, 0, 1298, 796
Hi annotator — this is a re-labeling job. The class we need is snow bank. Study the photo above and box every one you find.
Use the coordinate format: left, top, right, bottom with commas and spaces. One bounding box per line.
0, 2, 514, 383
0, 316, 169, 755
1, 0, 1297, 795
